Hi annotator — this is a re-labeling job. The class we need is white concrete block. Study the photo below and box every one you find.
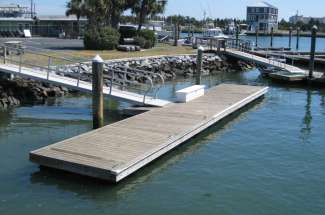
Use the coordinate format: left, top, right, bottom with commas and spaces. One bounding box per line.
176, 85, 205, 103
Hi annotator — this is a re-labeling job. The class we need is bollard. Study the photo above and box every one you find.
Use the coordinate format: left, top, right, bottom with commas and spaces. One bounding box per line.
270, 27, 274, 48
289, 27, 292, 49
309, 25, 318, 80
296, 27, 300, 50
255, 28, 259, 47
92, 55, 104, 129
196, 46, 204, 85
193, 37, 198, 49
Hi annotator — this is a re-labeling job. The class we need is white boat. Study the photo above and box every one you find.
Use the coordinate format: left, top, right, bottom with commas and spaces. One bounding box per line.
203, 28, 229, 39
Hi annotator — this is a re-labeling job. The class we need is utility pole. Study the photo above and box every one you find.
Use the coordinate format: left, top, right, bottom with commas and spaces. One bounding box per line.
30, 0, 34, 18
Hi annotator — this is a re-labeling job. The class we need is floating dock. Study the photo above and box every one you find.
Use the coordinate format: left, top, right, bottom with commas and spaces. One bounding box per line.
30, 84, 268, 183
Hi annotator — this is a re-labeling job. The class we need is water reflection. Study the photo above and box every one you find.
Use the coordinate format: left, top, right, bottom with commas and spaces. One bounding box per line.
29, 98, 266, 202
300, 89, 313, 143
0, 109, 13, 129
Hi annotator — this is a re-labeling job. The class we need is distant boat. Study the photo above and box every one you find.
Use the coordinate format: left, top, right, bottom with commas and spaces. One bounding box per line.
203, 28, 229, 39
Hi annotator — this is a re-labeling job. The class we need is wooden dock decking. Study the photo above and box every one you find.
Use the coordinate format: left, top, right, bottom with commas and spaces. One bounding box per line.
30, 84, 268, 183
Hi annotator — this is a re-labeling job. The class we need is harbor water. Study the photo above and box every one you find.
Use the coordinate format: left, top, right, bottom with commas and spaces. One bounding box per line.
243, 35, 325, 52
181, 32, 325, 52
0, 69, 325, 215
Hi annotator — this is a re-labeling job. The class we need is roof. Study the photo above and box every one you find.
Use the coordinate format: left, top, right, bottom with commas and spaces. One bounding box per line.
37, 15, 87, 21
248, 1, 277, 8
0, 17, 33, 22
0, 4, 27, 8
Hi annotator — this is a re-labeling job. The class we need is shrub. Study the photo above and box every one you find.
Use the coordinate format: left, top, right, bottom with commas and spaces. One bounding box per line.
138, 29, 156, 48
143, 40, 153, 49
84, 27, 120, 50
134, 36, 146, 48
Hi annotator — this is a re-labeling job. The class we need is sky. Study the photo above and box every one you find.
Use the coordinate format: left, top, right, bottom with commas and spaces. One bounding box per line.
1, 0, 324, 20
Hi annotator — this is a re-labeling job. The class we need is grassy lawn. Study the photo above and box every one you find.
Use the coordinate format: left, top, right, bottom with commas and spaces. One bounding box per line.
3, 43, 195, 68
64, 43, 195, 61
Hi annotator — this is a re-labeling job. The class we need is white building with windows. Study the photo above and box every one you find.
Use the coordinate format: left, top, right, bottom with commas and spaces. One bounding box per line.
289, 15, 325, 25
246, 2, 278, 33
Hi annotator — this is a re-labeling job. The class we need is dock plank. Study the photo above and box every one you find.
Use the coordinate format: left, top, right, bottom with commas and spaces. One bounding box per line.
30, 84, 268, 182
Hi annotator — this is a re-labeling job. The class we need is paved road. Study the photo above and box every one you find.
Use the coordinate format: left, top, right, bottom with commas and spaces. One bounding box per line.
0, 37, 84, 50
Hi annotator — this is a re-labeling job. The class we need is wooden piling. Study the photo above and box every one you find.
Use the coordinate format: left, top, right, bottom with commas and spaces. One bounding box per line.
289, 27, 292, 49
255, 29, 259, 47
270, 27, 274, 48
309, 25, 318, 79
173, 24, 178, 46
236, 25, 239, 47
217, 40, 221, 54
296, 27, 300, 50
92, 55, 104, 129
196, 46, 204, 85
3, 46, 6, 64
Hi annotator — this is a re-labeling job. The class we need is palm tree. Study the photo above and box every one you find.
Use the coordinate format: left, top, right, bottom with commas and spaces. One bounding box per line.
66, 0, 139, 29
66, 0, 85, 35
132, 0, 167, 31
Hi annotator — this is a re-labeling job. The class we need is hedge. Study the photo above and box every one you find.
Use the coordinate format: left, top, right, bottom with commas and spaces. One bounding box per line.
84, 27, 120, 50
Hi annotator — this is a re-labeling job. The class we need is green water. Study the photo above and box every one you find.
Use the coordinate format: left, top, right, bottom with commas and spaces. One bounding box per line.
1, 69, 325, 215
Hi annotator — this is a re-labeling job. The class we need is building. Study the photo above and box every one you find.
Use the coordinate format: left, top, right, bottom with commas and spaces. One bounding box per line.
0, 3, 86, 38
0, 3, 31, 18
289, 14, 325, 24
246, 1, 278, 32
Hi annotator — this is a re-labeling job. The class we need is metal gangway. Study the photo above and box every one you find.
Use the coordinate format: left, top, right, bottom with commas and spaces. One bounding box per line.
224, 38, 306, 74
194, 37, 306, 75
0, 44, 171, 107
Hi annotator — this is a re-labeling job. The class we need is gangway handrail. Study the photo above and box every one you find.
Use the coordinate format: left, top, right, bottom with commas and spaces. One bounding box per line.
0, 45, 164, 105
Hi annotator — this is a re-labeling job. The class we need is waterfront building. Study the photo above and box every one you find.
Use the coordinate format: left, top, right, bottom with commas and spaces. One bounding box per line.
0, 3, 31, 18
0, 3, 86, 38
246, 1, 278, 32
289, 14, 325, 24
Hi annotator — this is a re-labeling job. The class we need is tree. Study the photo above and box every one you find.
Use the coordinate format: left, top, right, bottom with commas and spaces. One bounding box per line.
109, 0, 138, 28
66, 0, 86, 35
132, 0, 167, 31
66, 0, 138, 29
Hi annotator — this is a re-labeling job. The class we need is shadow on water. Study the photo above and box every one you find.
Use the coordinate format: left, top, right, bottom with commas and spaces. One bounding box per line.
29, 96, 266, 202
